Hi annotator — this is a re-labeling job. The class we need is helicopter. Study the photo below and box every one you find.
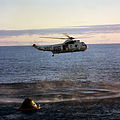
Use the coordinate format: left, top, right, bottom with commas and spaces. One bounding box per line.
33, 34, 88, 56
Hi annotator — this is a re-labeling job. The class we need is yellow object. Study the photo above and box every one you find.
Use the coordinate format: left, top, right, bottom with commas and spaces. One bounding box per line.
18, 98, 40, 111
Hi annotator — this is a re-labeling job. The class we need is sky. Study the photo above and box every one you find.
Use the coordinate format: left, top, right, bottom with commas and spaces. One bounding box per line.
0, 0, 120, 45
0, 0, 120, 30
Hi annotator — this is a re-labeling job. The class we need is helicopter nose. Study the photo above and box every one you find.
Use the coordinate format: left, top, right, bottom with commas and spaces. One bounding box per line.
86, 44, 88, 50
84, 44, 88, 51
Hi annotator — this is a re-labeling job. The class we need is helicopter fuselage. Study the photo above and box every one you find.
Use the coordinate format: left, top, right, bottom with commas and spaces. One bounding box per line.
33, 40, 87, 55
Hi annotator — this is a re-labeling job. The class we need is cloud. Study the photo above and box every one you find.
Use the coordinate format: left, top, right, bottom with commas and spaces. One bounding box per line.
0, 24, 120, 37
0, 24, 120, 46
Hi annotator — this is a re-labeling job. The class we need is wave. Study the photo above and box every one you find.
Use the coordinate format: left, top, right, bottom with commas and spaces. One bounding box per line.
0, 81, 120, 103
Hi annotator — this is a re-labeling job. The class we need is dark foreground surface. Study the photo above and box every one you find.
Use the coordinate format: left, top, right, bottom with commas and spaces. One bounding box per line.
0, 81, 120, 120
1, 98, 120, 120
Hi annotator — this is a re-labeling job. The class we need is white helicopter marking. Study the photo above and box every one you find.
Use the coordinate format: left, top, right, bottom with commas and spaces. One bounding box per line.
33, 34, 88, 56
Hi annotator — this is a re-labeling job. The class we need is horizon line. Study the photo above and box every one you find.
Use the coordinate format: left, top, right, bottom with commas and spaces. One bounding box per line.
0, 43, 120, 47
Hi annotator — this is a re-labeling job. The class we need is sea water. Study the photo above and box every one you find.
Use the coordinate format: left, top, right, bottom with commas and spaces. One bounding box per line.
0, 44, 120, 103
0, 44, 120, 83
0, 44, 120, 120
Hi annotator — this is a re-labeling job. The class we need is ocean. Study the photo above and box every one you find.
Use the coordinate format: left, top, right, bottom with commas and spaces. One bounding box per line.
0, 44, 120, 120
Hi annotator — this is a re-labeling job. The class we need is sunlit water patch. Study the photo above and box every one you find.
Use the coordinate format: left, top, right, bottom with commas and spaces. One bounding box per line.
0, 81, 120, 103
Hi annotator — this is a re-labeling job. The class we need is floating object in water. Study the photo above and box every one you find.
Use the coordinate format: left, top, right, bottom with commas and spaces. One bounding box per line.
18, 98, 40, 111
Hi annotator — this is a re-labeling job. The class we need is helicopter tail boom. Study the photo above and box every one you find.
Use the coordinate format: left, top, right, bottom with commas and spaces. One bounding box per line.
33, 44, 52, 51
33, 44, 44, 51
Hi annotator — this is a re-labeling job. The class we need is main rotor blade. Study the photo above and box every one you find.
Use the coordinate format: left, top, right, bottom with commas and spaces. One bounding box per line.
76, 35, 95, 39
63, 33, 71, 38
63, 33, 75, 39
39, 37, 67, 39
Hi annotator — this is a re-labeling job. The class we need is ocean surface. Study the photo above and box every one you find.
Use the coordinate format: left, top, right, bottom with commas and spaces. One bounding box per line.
0, 44, 120, 120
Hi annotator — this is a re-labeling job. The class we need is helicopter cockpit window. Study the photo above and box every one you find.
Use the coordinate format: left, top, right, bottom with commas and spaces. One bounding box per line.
82, 42, 85, 46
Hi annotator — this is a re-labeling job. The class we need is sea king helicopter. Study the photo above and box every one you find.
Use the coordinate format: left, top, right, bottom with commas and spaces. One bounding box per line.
33, 34, 88, 56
